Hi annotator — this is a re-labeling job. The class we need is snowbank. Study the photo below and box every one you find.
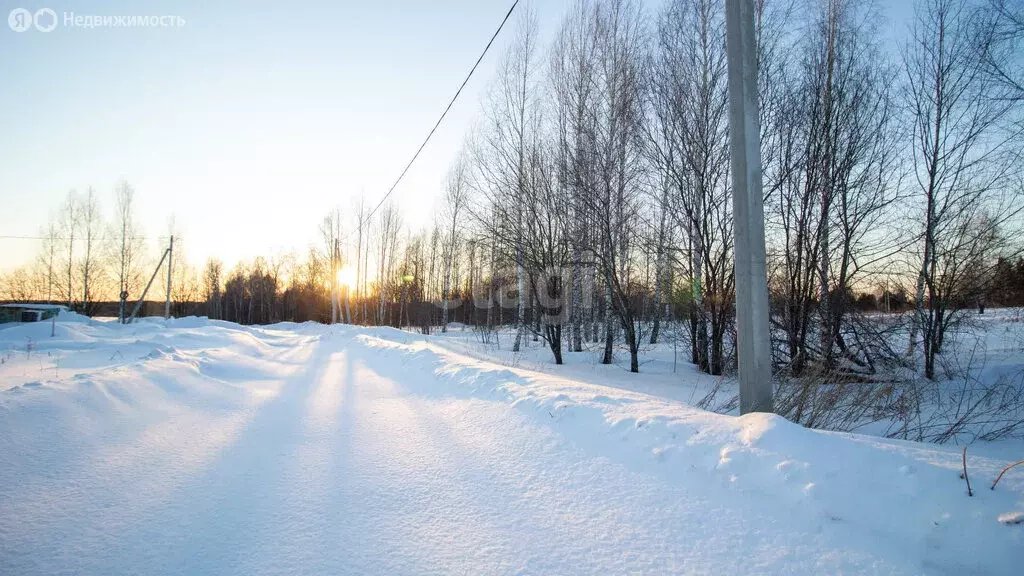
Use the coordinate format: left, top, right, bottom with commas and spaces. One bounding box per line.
354, 331, 1024, 573
0, 318, 1021, 574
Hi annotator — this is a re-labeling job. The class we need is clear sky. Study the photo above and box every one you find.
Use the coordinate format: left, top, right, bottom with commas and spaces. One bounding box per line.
0, 0, 914, 272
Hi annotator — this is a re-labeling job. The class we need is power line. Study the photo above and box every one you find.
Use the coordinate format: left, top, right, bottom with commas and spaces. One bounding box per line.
9, 3, 518, 252
363, 0, 519, 225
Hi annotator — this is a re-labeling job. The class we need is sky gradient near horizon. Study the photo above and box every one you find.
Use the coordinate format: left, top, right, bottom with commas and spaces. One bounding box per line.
0, 0, 914, 273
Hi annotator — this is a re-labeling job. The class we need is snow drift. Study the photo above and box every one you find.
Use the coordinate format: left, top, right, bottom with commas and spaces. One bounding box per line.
0, 318, 1021, 574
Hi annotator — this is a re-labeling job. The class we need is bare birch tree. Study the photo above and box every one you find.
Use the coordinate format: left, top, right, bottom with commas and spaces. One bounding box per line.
79, 188, 102, 314
109, 181, 146, 323
471, 7, 544, 352
58, 191, 80, 310
441, 154, 469, 332
904, 0, 1023, 379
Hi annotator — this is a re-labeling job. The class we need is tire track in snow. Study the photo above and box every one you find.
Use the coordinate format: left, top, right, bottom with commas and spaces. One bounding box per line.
0, 333, 315, 576
108, 337, 342, 574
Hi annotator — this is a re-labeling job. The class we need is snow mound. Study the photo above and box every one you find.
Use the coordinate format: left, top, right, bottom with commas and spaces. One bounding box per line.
354, 332, 1024, 573
1, 319, 1021, 574
998, 511, 1023, 525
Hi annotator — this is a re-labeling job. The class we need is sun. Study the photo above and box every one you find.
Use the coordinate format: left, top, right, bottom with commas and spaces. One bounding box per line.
336, 266, 356, 290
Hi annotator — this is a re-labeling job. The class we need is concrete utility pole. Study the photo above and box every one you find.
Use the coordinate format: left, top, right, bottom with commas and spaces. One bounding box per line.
126, 245, 170, 324
725, 0, 773, 414
164, 235, 173, 319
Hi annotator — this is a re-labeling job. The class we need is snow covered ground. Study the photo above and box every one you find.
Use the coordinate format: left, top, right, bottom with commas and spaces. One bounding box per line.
1, 315, 1022, 574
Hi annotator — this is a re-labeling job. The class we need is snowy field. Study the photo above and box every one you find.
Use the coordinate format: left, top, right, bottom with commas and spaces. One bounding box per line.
1, 315, 1022, 574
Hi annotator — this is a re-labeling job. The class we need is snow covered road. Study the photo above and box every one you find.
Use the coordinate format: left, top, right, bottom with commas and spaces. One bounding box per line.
1, 319, 1022, 574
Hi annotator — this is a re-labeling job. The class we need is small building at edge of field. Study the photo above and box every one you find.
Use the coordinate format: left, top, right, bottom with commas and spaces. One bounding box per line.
0, 303, 66, 324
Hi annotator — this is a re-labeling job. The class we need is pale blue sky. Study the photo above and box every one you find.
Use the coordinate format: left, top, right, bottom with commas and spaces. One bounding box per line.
0, 0, 914, 272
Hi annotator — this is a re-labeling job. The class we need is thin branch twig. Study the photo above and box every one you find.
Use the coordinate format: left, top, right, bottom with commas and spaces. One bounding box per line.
961, 446, 973, 497
990, 459, 1024, 491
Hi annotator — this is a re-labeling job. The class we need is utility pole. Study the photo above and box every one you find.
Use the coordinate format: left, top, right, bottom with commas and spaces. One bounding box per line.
331, 238, 339, 324
127, 245, 171, 324
47, 235, 54, 304
726, 0, 773, 414
118, 215, 127, 323
164, 235, 173, 319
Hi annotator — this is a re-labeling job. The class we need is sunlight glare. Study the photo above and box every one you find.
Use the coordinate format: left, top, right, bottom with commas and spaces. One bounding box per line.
336, 266, 356, 289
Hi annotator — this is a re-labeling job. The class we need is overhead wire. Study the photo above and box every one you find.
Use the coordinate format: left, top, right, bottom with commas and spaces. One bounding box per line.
361, 0, 520, 225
